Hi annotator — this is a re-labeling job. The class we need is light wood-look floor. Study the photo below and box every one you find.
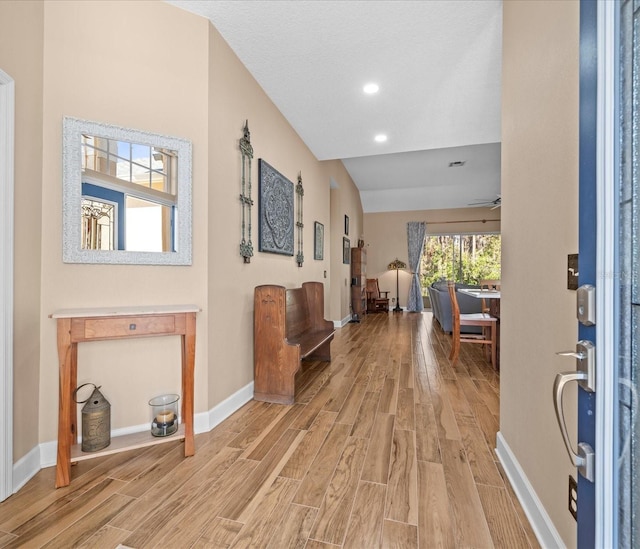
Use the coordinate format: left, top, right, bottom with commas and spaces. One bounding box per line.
0, 312, 540, 548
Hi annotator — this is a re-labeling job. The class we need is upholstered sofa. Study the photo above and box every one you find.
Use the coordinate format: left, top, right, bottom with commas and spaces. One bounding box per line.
427, 280, 483, 334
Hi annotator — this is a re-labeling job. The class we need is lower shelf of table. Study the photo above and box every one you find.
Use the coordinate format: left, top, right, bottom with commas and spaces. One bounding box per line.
70, 424, 185, 462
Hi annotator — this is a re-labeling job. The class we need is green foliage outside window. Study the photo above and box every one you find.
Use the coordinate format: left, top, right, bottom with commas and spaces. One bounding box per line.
420, 234, 501, 294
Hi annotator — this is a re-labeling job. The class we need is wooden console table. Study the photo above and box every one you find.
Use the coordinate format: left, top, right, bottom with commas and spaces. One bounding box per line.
50, 305, 199, 488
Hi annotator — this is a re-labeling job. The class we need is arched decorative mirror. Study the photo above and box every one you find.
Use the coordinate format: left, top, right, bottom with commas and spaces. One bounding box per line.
62, 117, 192, 265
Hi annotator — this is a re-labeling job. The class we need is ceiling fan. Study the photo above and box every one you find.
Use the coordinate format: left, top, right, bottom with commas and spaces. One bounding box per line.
468, 195, 501, 209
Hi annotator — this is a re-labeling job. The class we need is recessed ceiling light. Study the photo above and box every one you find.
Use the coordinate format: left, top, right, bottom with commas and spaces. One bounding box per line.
374, 134, 387, 143
448, 160, 466, 167
363, 83, 379, 94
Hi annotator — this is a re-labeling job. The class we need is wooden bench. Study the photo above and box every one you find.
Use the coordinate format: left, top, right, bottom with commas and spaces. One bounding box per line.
254, 282, 335, 404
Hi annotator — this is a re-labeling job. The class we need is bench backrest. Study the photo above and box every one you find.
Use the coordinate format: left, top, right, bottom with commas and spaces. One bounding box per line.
286, 287, 311, 340
255, 282, 331, 345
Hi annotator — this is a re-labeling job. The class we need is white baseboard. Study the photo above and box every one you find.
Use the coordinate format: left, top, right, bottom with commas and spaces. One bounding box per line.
495, 431, 565, 549
38, 441, 57, 469
207, 381, 254, 430
12, 443, 41, 494
334, 315, 351, 328
13, 381, 255, 494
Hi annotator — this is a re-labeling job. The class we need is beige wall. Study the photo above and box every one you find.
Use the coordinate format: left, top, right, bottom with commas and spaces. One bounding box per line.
38, 0, 210, 437
364, 208, 500, 308
330, 166, 364, 322
206, 26, 359, 403
501, 1, 579, 546
1, 0, 362, 465
0, 0, 44, 461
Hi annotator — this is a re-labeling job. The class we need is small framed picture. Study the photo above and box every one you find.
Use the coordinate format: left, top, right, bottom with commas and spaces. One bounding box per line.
314, 221, 324, 260
344, 215, 349, 236
343, 237, 350, 264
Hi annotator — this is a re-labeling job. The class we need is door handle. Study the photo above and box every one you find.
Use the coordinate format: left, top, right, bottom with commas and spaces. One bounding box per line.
553, 371, 595, 481
553, 340, 596, 482
556, 340, 596, 392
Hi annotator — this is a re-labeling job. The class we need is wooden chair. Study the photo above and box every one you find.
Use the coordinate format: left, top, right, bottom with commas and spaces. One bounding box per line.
479, 279, 501, 314
447, 281, 498, 368
366, 278, 390, 313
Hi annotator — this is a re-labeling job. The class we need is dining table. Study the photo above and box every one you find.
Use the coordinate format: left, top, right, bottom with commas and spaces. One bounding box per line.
458, 288, 501, 368
458, 288, 501, 312
457, 288, 501, 298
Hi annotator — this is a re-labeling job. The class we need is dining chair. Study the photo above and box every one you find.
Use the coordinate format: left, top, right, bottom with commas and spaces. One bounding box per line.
479, 279, 501, 314
447, 281, 498, 368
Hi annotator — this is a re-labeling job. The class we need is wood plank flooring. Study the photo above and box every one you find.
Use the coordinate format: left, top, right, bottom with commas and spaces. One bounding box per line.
0, 312, 540, 548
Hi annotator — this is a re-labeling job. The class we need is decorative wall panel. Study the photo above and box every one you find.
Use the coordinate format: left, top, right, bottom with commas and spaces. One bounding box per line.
258, 159, 294, 256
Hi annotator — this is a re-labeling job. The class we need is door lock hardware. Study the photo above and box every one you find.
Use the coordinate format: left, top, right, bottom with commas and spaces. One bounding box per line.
553, 340, 596, 482
576, 284, 596, 326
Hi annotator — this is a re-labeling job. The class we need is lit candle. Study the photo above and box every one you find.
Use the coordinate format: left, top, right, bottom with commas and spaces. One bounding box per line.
155, 410, 175, 424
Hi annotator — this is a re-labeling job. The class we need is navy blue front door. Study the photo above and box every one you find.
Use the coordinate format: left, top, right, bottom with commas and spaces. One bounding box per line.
576, 2, 597, 545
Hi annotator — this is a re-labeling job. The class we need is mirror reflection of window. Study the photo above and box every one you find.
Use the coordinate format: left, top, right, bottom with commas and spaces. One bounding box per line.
80, 133, 177, 252
81, 199, 115, 250
81, 135, 176, 193
125, 196, 174, 253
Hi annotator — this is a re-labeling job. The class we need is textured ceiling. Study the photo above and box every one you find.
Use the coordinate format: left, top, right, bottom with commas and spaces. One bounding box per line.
167, 0, 502, 212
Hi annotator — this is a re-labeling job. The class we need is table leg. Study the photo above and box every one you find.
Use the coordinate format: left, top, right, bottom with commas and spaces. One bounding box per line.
489, 300, 500, 370
55, 319, 73, 488
182, 312, 196, 457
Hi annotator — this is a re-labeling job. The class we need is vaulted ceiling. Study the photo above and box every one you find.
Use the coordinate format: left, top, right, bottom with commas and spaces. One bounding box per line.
168, 0, 502, 212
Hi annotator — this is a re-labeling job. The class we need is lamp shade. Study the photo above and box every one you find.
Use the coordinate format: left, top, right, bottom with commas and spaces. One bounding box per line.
387, 258, 407, 270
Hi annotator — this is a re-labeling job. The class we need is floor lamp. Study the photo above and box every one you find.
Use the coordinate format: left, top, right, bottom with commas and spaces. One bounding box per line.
388, 258, 407, 312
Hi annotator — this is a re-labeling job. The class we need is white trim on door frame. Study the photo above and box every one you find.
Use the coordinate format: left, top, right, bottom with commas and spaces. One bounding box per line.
0, 68, 15, 502
595, 2, 616, 546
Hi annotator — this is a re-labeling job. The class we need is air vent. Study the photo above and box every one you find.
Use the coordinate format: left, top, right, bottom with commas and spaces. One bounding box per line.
448, 160, 466, 168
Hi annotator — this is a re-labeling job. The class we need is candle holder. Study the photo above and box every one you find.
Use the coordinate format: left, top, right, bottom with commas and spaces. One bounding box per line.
149, 394, 180, 437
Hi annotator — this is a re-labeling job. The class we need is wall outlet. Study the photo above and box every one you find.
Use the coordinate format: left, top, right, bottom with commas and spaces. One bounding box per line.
568, 475, 578, 521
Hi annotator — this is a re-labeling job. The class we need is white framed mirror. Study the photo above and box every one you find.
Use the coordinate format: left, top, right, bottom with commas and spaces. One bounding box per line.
62, 117, 192, 265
